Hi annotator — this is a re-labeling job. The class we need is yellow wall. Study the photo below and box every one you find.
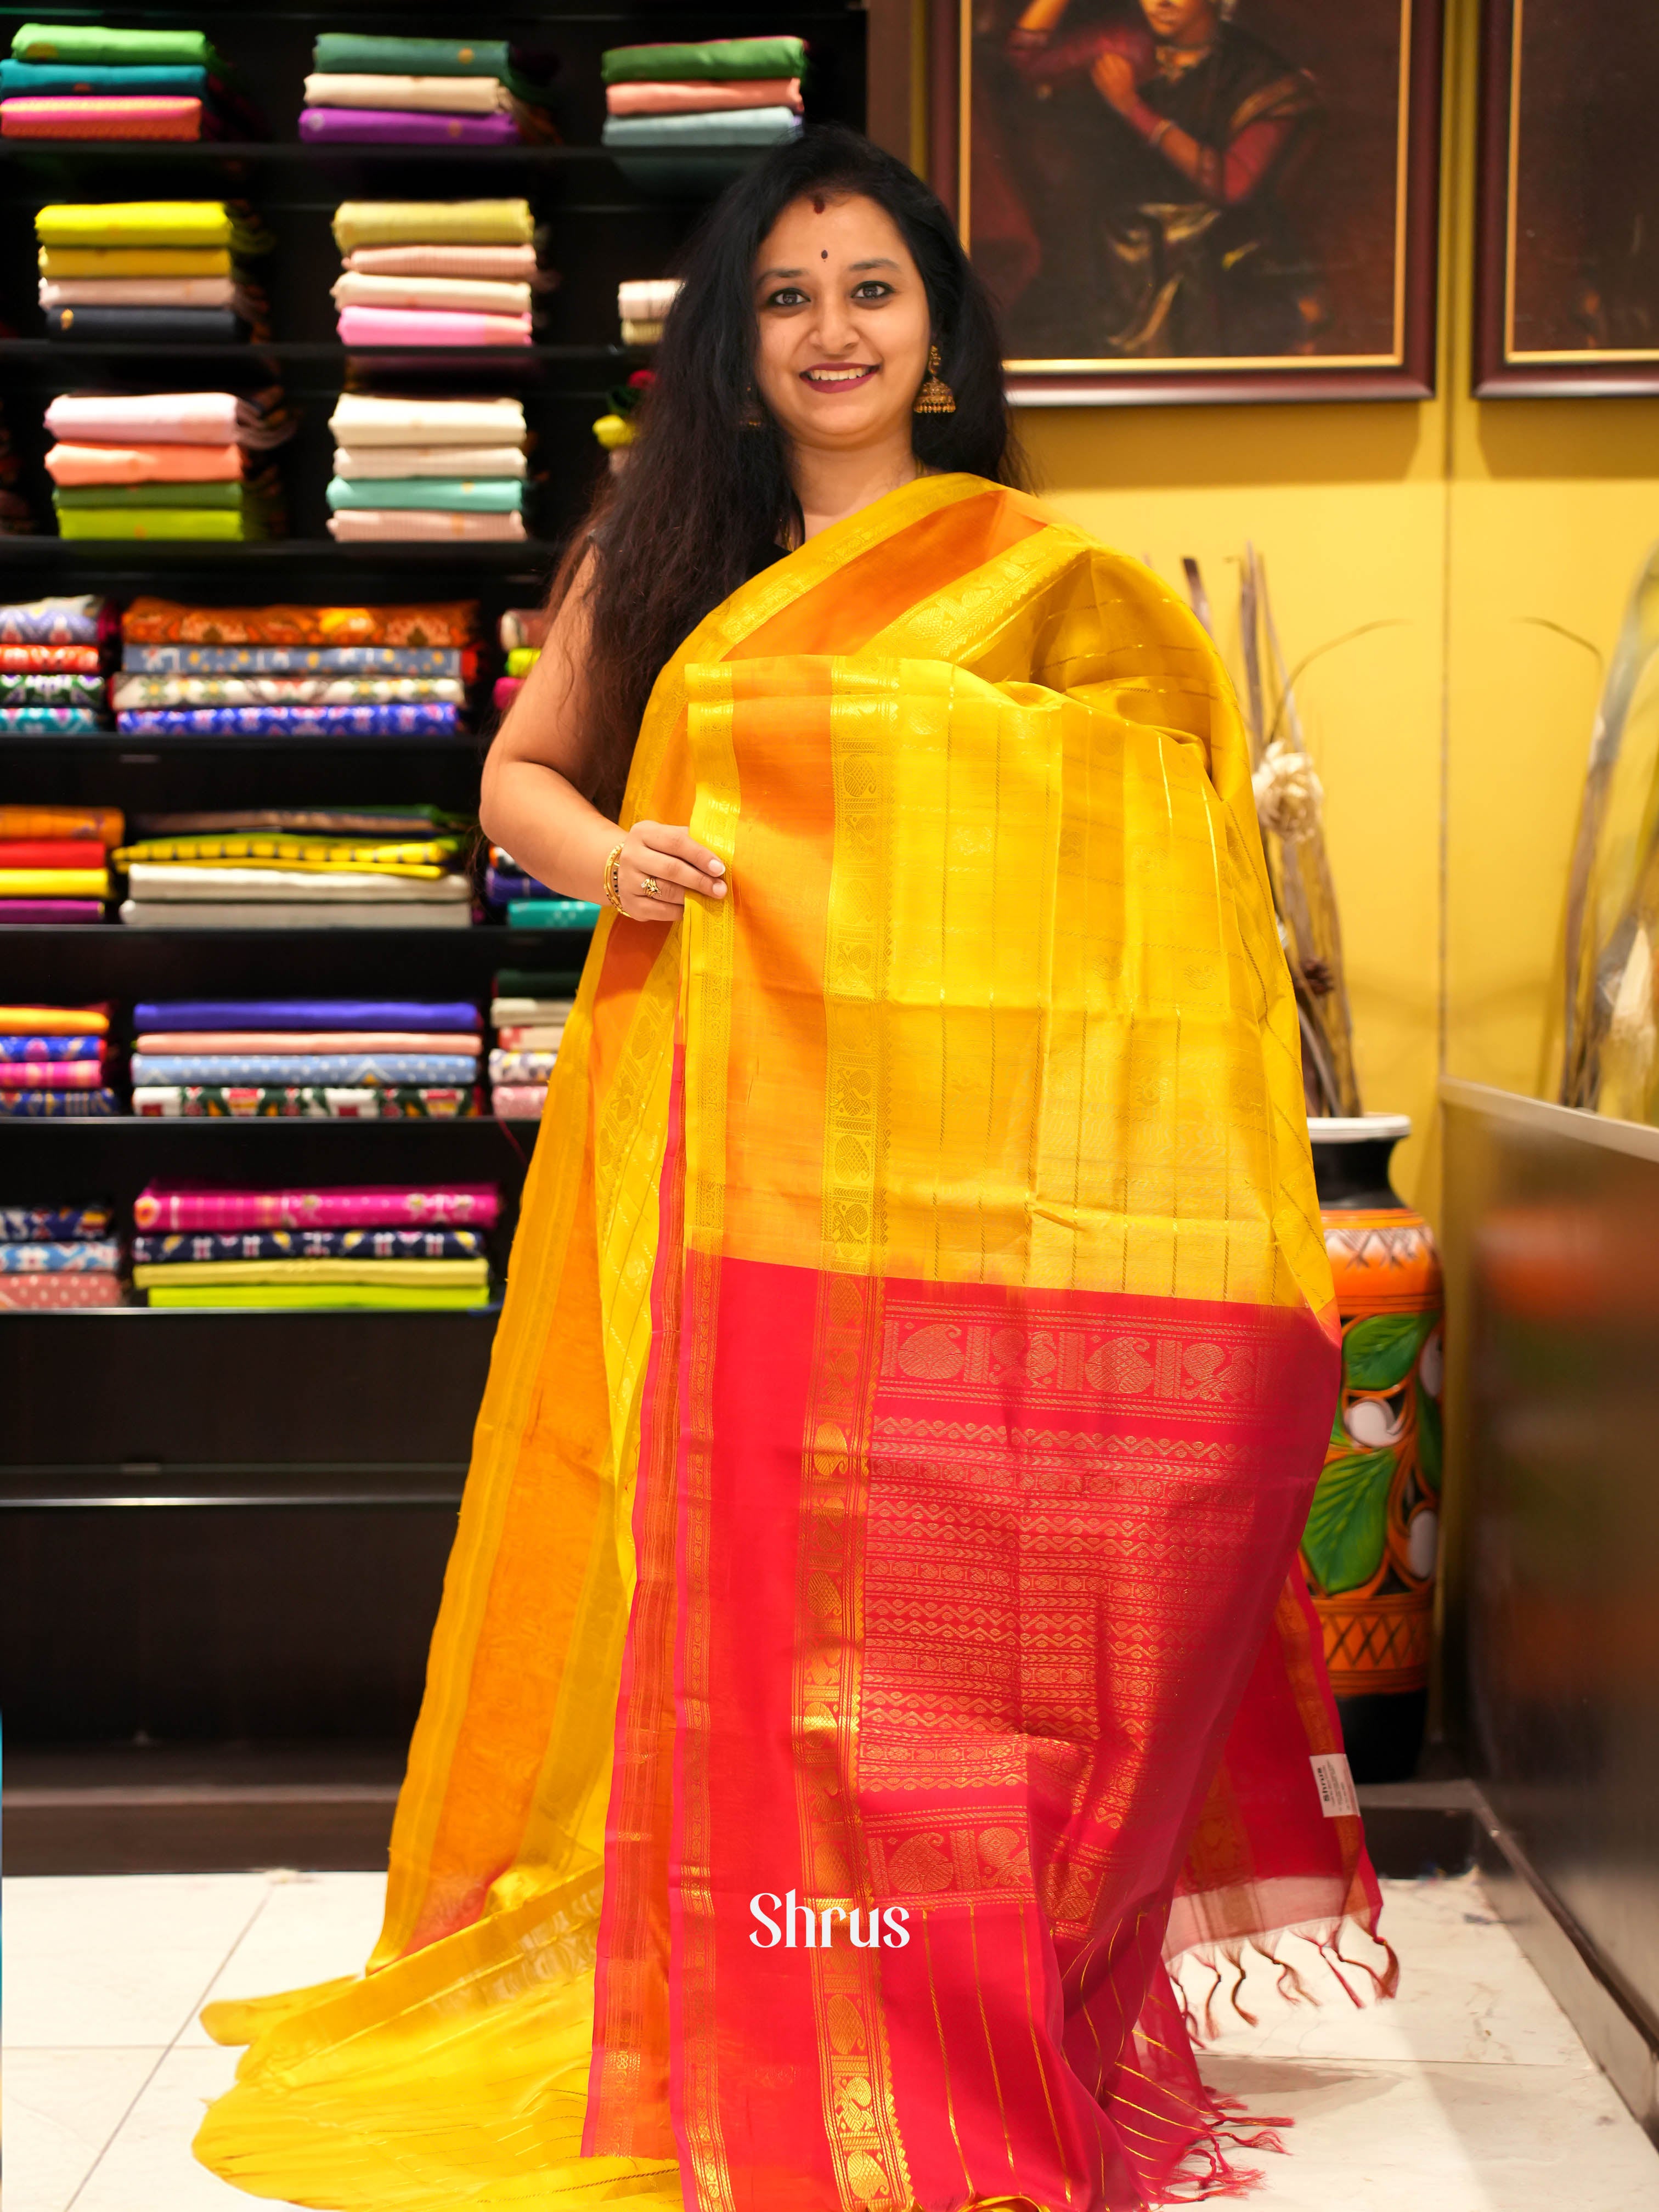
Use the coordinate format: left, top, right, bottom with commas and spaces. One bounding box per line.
1002, 0, 1659, 1215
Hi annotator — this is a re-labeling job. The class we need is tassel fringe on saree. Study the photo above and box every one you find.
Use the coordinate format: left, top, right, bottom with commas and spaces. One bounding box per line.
194, 473, 1392, 2211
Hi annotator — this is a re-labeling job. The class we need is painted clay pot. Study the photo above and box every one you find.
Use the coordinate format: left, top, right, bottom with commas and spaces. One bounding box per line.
1302, 1114, 1443, 1784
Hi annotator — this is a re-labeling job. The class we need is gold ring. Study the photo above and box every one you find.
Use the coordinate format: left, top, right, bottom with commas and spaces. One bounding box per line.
640, 874, 659, 898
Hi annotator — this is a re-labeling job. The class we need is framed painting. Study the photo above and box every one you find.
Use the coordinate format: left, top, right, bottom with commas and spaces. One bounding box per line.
1475, 0, 1659, 395
929, 0, 1443, 404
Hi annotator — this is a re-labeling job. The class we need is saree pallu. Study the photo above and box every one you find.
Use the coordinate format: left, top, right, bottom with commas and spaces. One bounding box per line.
194, 474, 1385, 2212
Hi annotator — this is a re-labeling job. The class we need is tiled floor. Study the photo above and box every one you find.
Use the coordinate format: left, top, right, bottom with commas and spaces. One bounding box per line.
5, 1867, 1656, 2209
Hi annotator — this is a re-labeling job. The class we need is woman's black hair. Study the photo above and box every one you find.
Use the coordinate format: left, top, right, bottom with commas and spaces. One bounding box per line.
561, 124, 1025, 811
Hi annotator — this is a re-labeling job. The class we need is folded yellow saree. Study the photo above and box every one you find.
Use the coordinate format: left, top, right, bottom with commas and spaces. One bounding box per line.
196, 473, 1384, 2211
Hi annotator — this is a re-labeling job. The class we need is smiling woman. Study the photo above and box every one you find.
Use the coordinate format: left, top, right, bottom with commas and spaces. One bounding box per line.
194, 125, 1391, 2212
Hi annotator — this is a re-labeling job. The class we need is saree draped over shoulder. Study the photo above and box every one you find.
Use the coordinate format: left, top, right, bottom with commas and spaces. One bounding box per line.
195, 473, 1389, 2211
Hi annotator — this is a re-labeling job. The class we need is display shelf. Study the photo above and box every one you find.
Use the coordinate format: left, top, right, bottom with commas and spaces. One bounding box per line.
0, 1301, 505, 1321
0, 142, 614, 168
0, 341, 633, 365
0, 539, 563, 567
0, 0, 867, 1746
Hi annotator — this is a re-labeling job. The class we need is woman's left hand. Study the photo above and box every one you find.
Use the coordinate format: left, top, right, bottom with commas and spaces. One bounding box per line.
614, 819, 728, 921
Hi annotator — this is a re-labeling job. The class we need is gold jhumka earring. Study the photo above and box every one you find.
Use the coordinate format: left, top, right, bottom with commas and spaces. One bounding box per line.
913, 344, 956, 414
738, 384, 766, 430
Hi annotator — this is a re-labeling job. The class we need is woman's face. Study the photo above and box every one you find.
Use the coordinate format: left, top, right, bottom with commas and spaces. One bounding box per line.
1141, 0, 1220, 40
750, 192, 933, 455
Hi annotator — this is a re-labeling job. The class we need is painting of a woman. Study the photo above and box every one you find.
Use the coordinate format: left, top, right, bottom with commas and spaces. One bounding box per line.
983, 0, 1322, 359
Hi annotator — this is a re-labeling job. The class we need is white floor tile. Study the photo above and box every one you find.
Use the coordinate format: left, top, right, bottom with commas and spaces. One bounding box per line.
1201, 2055, 1659, 2209
1179, 1871, 1590, 2068
1, 2048, 165, 2212
2, 1875, 269, 2050
69, 2043, 308, 2212
177, 1871, 386, 2049
7, 1868, 1655, 2211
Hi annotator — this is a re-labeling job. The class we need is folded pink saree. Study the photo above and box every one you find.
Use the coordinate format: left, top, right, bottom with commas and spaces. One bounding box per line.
40, 275, 239, 308
47, 443, 241, 486
3, 94, 207, 139
344, 243, 548, 282
0, 1059, 105, 1088
336, 305, 532, 348
605, 77, 802, 115
326, 510, 526, 542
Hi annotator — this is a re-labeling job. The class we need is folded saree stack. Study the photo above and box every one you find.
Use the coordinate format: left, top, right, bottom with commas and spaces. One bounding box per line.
488, 969, 572, 1119
36, 201, 273, 343
114, 815, 473, 930
0, 598, 110, 738
45, 388, 292, 541
490, 603, 543, 717
114, 596, 474, 747
618, 276, 681, 348
0, 802, 120, 923
0, 1198, 122, 1308
331, 200, 538, 351
0, 1003, 119, 1118
601, 35, 805, 187
328, 392, 531, 544
2, 20, 250, 140
132, 1173, 498, 1307
130, 999, 485, 1122
302, 32, 555, 148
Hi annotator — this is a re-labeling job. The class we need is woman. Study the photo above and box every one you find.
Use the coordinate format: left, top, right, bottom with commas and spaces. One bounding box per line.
196, 127, 1387, 2212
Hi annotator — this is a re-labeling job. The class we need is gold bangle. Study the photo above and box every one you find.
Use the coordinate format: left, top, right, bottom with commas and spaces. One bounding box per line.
602, 840, 626, 913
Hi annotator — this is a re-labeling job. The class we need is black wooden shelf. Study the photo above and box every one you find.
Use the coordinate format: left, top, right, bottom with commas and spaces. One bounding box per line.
0, 0, 868, 1746
0, 1301, 505, 1318
0, 539, 562, 566
0, 141, 611, 166
0, 341, 634, 364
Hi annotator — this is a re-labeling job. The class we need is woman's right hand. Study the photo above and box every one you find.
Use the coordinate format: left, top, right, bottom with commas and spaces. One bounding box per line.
610, 819, 727, 920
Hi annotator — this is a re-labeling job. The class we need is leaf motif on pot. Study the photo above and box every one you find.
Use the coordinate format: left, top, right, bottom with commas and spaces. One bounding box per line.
1417, 1379, 1442, 1495
1301, 1445, 1396, 1594
1342, 1310, 1437, 1391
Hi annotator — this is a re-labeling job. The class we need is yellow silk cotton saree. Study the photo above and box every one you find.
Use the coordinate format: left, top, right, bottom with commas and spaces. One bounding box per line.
196, 472, 1389, 2211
